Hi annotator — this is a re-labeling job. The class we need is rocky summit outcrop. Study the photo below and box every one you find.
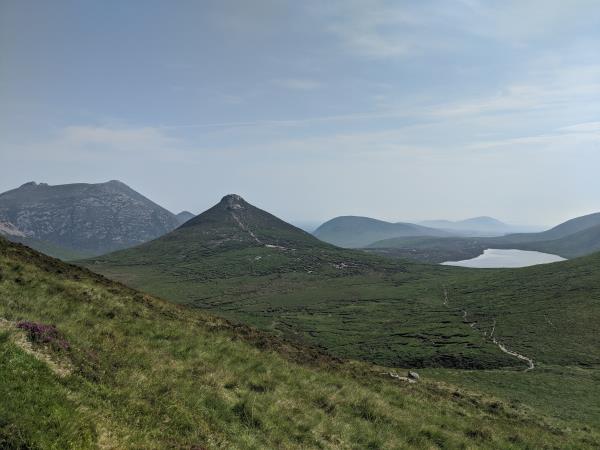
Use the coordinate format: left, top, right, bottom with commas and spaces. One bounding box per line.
0, 180, 180, 256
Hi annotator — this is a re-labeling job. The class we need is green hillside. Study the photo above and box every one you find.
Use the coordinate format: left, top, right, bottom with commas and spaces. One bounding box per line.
83, 196, 515, 370
366, 236, 489, 263
505, 211, 600, 243
84, 197, 600, 371
513, 223, 600, 258
4, 238, 597, 448
89, 194, 399, 280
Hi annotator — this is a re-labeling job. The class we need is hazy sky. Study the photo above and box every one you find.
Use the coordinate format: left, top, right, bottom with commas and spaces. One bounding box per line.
1, 0, 599, 226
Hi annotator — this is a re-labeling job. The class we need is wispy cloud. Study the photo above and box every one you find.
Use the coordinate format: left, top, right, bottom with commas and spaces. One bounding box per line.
432, 64, 600, 118
470, 122, 600, 150
6, 125, 189, 165
322, 1, 428, 58
62, 126, 177, 149
320, 0, 600, 59
273, 78, 323, 90
559, 121, 600, 133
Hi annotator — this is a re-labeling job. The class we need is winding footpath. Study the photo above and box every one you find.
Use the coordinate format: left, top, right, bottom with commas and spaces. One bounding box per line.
489, 319, 535, 371
230, 212, 287, 250
230, 212, 263, 245
443, 287, 535, 371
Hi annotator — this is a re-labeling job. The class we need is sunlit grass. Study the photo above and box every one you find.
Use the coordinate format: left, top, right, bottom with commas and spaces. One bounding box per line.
2, 239, 598, 448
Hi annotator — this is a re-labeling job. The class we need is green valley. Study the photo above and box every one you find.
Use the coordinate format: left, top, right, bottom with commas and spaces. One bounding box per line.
5, 238, 598, 448
82, 195, 600, 435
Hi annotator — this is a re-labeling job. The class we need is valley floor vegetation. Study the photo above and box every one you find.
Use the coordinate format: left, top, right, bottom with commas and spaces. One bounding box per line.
2, 237, 599, 448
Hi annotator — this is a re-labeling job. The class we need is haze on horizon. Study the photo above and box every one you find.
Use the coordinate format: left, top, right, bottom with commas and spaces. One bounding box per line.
1, 0, 599, 227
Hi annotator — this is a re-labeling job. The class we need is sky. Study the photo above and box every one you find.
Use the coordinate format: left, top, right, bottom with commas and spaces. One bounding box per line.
1, 0, 599, 227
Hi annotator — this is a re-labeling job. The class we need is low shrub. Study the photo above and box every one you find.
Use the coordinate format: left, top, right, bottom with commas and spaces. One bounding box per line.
16, 321, 70, 350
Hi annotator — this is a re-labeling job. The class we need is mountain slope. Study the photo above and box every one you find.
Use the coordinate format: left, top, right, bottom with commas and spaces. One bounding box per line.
87, 194, 397, 280
85, 196, 519, 370
0, 181, 180, 256
5, 238, 595, 448
514, 223, 600, 258
504, 211, 600, 243
80, 197, 600, 428
1, 217, 93, 260
366, 236, 490, 263
83, 195, 600, 374
313, 215, 452, 248
178, 194, 323, 248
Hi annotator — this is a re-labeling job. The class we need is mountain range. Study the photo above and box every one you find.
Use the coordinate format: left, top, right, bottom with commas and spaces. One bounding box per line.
3, 186, 600, 446
0, 180, 181, 257
313, 216, 452, 248
367, 211, 600, 263
419, 216, 541, 236
3, 180, 599, 266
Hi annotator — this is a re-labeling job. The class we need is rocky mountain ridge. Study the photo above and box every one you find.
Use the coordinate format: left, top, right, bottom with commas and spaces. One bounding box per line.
0, 180, 181, 256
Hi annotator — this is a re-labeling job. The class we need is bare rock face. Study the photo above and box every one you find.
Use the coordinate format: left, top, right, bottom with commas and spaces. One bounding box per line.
221, 194, 246, 210
0, 220, 25, 237
0, 181, 180, 256
408, 371, 420, 381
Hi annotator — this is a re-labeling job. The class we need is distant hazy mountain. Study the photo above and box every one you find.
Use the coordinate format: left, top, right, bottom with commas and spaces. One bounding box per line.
313, 216, 452, 248
0, 180, 180, 256
369, 211, 600, 263
175, 210, 195, 225
419, 216, 539, 237
290, 220, 323, 233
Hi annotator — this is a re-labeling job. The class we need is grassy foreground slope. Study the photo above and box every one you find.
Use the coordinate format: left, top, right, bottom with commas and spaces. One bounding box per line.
4, 239, 598, 449
87, 245, 600, 425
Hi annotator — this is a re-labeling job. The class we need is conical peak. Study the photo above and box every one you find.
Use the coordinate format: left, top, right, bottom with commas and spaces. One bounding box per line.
220, 194, 246, 210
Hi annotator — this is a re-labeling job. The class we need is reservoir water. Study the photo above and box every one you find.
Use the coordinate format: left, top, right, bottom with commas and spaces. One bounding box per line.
442, 248, 566, 268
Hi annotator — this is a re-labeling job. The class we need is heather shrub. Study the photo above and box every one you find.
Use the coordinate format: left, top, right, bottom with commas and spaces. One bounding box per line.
16, 321, 70, 350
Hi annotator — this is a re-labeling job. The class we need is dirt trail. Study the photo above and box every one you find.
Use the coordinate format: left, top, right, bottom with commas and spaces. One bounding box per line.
230, 212, 287, 250
489, 319, 535, 371
442, 289, 535, 371
462, 310, 477, 328
230, 212, 263, 245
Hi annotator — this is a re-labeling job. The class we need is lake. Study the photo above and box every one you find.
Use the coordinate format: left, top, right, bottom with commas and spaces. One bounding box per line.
441, 248, 566, 268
